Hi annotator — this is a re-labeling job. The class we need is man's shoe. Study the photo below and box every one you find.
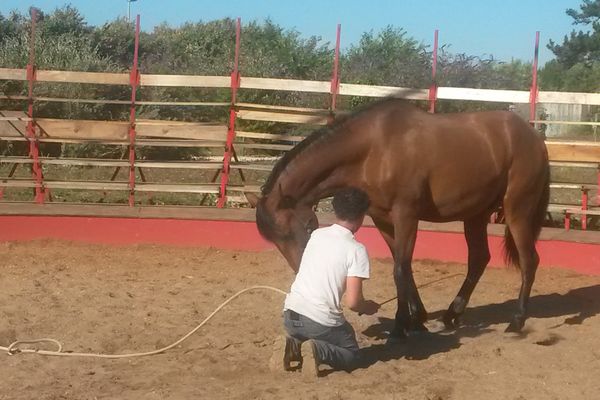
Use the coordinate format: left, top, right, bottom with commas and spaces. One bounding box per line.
269, 335, 300, 371
301, 340, 320, 378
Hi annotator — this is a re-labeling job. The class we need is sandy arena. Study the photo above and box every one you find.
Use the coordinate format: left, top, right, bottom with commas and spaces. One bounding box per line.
1, 240, 600, 399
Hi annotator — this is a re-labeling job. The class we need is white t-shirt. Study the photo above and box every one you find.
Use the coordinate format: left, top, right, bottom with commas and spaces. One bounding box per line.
283, 224, 370, 327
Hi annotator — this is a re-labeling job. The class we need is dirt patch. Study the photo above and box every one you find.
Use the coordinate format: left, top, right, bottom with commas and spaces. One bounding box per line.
1, 240, 600, 399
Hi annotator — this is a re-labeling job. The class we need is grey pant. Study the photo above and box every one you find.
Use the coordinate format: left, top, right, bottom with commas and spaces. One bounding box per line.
283, 309, 359, 371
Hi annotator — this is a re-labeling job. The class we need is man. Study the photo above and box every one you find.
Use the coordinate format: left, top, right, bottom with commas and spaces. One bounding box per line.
271, 187, 380, 376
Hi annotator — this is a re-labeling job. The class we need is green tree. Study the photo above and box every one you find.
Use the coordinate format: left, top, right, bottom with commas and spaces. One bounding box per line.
543, 0, 600, 91
342, 26, 429, 88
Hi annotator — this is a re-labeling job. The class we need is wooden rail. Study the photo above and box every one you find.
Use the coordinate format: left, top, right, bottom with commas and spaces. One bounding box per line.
2, 67, 600, 227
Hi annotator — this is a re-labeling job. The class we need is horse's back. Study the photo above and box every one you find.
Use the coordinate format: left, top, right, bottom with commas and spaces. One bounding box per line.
367, 103, 547, 220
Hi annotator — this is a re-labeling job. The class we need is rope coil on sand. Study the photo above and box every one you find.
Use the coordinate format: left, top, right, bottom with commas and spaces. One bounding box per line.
1, 273, 464, 359
1, 286, 287, 359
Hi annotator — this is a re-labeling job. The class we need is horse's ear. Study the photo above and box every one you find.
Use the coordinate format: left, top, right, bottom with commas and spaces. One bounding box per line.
245, 192, 260, 208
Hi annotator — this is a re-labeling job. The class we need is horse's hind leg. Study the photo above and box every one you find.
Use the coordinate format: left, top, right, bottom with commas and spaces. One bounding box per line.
443, 213, 491, 329
503, 216, 540, 332
502, 188, 542, 332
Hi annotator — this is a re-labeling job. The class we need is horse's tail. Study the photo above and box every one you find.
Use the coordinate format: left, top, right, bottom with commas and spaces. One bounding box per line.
503, 162, 550, 269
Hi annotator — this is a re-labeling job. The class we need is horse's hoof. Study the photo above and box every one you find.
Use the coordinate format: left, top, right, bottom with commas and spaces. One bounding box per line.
505, 319, 524, 333
409, 322, 429, 333
442, 313, 456, 330
443, 314, 461, 330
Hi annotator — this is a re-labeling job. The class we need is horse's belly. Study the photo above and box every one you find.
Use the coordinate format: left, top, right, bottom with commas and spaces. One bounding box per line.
423, 180, 504, 221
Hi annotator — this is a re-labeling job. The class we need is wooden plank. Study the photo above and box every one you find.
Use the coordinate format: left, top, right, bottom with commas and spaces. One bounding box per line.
133, 160, 271, 171
538, 91, 600, 105
0, 95, 27, 101
0, 157, 129, 167
339, 84, 429, 99
135, 183, 220, 194
36, 118, 129, 140
550, 183, 599, 190
45, 181, 129, 190
0, 157, 32, 164
235, 130, 305, 142
236, 102, 329, 114
136, 139, 225, 148
0, 180, 36, 188
137, 120, 228, 141
137, 101, 229, 107
233, 143, 294, 151
0, 136, 127, 145
546, 141, 600, 163
567, 208, 600, 216
0, 68, 27, 81
437, 87, 530, 103
550, 161, 599, 168
30, 96, 229, 107
0, 180, 130, 190
239, 77, 330, 93
231, 163, 273, 171
548, 205, 600, 216
226, 184, 262, 193
35, 96, 130, 105
531, 120, 600, 126
0, 116, 32, 122
140, 74, 230, 88
29, 118, 227, 141
136, 161, 222, 169
0, 135, 224, 148
36, 70, 129, 85
0, 111, 28, 137
237, 109, 328, 125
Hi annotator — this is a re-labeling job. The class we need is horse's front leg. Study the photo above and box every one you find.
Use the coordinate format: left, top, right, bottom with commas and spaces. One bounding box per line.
390, 216, 427, 341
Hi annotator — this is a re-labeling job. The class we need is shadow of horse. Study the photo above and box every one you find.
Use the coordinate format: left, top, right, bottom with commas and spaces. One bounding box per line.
352, 284, 600, 369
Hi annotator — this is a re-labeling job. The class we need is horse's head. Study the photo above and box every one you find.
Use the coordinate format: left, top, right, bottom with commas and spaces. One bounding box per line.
246, 192, 318, 272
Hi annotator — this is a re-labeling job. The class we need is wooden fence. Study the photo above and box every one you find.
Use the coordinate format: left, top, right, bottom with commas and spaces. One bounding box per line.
0, 16, 599, 229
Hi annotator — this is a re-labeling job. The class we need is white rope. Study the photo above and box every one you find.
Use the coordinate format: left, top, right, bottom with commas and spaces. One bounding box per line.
1, 273, 465, 359
1, 285, 287, 359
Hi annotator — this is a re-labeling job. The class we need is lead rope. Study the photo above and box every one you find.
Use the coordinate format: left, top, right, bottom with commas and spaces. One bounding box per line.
1, 286, 286, 359
2, 273, 464, 359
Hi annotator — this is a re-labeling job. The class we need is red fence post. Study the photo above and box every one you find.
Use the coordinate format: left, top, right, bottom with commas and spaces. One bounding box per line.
217, 17, 241, 208
128, 15, 141, 207
329, 24, 341, 116
27, 8, 45, 204
529, 31, 540, 127
428, 29, 439, 113
581, 187, 589, 230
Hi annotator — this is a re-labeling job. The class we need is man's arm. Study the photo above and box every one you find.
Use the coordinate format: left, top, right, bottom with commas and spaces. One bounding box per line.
346, 276, 379, 315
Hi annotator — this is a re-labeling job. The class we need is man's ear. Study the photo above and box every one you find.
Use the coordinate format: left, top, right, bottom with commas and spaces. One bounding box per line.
245, 192, 260, 208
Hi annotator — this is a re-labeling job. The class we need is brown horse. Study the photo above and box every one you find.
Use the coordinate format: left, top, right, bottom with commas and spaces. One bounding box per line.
246, 98, 549, 339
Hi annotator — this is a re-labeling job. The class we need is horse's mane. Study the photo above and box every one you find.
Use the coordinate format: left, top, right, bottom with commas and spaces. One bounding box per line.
261, 97, 413, 196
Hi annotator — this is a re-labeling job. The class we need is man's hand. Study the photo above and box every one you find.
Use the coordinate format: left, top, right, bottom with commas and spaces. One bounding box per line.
358, 299, 380, 316
346, 276, 379, 315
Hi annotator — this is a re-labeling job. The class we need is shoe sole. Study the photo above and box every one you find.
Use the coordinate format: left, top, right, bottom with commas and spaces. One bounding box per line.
270, 336, 298, 372
301, 340, 319, 378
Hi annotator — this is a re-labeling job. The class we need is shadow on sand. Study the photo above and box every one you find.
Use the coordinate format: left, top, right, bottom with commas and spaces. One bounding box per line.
350, 284, 600, 370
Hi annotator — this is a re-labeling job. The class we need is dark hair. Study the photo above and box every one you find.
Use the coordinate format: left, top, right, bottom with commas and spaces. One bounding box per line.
332, 188, 370, 221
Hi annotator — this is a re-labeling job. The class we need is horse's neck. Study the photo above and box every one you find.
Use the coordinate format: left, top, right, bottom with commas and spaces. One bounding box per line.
275, 136, 363, 205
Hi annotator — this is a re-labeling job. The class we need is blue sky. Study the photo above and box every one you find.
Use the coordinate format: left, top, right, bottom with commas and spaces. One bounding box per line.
0, 1, 589, 65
